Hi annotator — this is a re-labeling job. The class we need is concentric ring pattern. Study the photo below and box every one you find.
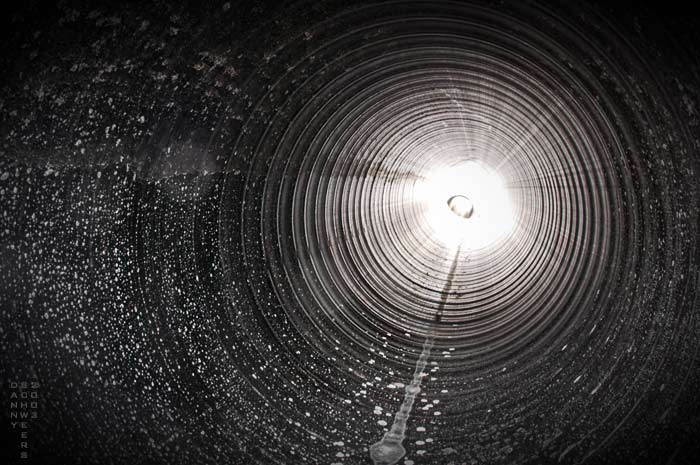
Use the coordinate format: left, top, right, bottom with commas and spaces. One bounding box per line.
217, 1, 699, 464
1, 1, 699, 465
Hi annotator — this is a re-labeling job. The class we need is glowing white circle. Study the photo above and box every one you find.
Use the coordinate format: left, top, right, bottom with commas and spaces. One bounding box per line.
415, 160, 514, 249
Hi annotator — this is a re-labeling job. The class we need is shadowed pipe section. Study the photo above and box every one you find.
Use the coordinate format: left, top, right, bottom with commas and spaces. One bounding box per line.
370, 247, 462, 465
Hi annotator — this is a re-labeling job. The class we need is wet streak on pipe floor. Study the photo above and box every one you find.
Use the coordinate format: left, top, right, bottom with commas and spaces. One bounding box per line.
370, 246, 462, 465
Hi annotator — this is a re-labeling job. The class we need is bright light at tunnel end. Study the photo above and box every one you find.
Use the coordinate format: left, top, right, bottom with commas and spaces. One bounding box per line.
416, 160, 515, 249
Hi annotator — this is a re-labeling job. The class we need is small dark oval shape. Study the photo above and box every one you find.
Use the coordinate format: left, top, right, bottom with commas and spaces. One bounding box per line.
447, 195, 474, 219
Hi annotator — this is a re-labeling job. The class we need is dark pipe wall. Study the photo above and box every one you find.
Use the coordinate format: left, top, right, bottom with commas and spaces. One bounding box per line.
1, 1, 700, 464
